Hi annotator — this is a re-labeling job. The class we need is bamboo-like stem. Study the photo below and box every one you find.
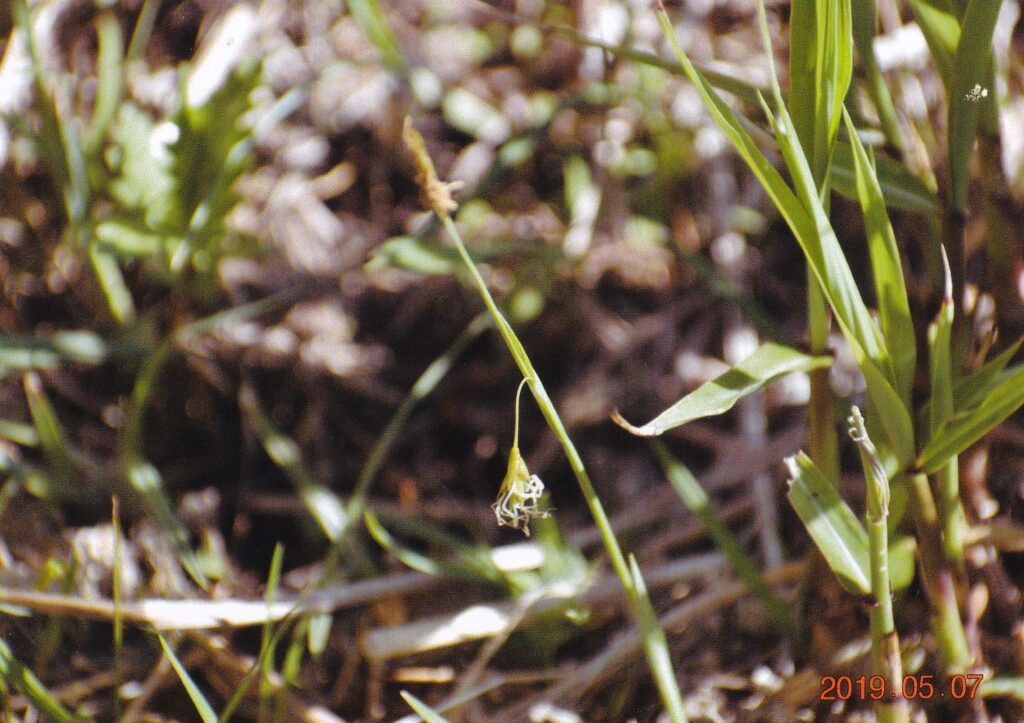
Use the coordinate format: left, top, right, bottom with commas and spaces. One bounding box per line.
908, 473, 972, 673
848, 408, 908, 723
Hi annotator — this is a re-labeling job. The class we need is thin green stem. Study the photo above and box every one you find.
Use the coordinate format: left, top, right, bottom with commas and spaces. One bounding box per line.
849, 409, 908, 722
908, 473, 972, 673
439, 212, 687, 722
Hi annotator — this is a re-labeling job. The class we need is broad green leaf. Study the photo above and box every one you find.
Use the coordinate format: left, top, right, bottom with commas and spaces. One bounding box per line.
158, 635, 218, 723
830, 141, 939, 216
918, 362, 1024, 472
947, 0, 1001, 212
786, 452, 871, 595
107, 102, 175, 213
842, 109, 916, 404
401, 690, 449, 723
615, 343, 831, 436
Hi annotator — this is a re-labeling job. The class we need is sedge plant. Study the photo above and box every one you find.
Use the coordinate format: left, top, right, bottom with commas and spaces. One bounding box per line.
403, 118, 689, 723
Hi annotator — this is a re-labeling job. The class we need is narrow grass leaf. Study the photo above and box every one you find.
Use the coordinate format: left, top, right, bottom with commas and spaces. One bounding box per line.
788, 0, 853, 185
851, 0, 904, 149
12, 0, 89, 224
0, 638, 91, 722
627, 554, 688, 723
159, 635, 218, 723
348, 0, 404, 71
240, 386, 347, 542
259, 544, 285, 717
88, 244, 137, 325
0, 332, 107, 371
842, 109, 916, 404
366, 509, 508, 588
615, 342, 831, 436
400, 690, 450, 723
947, 0, 1001, 212
764, 96, 916, 468
954, 337, 1024, 408
786, 452, 871, 595
126, 459, 206, 586
83, 11, 124, 153
654, 441, 796, 641
23, 373, 76, 495
830, 141, 939, 216
918, 362, 1024, 472
979, 677, 1024, 700
907, 0, 961, 88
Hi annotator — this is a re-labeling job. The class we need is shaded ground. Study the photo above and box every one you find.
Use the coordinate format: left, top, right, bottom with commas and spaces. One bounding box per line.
0, 0, 1023, 721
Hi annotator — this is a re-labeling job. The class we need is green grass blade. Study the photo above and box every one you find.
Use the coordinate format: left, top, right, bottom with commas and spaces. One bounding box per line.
83, 11, 124, 153
240, 385, 348, 543
23, 373, 77, 497
364, 510, 507, 588
786, 452, 871, 595
851, 0, 904, 150
918, 362, 1024, 473
927, 254, 966, 564
0, 638, 91, 722
947, 0, 1002, 212
788, 0, 853, 185
348, 0, 404, 71
763, 96, 916, 469
653, 442, 797, 641
258, 544, 285, 718
126, 0, 161, 63
830, 141, 939, 216
954, 337, 1024, 408
907, 0, 960, 88
88, 244, 137, 325
842, 110, 916, 404
12, 0, 89, 224
401, 690, 450, 723
614, 342, 831, 436
158, 634, 218, 723
627, 554, 687, 722
659, 7, 898, 380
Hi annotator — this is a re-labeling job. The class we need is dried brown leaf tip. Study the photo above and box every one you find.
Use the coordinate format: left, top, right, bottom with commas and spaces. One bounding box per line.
402, 117, 463, 218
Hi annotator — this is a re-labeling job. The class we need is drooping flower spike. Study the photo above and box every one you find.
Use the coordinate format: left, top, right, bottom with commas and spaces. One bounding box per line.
492, 379, 550, 536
